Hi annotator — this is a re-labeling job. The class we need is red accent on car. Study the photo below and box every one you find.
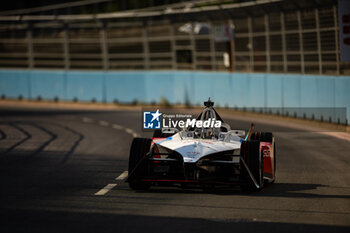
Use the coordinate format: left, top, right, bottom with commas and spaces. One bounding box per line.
261, 142, 273, 176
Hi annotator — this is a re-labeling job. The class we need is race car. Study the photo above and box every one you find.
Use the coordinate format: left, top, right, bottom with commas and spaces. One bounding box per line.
126, 99, 276, 191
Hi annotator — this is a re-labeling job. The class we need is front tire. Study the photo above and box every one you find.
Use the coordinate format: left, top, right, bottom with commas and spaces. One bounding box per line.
128, 138, 152, 190
240, 140, 264, 191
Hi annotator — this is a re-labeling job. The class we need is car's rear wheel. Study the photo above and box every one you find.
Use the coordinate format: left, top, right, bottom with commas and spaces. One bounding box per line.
251, 132, 276, 183
128, 138, 152, 190
251, 132, 273, 142
240, 140, 264, 191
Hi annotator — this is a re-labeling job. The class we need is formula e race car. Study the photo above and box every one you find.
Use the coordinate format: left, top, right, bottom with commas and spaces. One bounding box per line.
126, 99, 276, 191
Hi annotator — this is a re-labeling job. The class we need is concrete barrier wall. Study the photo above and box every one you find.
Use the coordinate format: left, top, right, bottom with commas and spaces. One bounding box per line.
0, 69, 349, 124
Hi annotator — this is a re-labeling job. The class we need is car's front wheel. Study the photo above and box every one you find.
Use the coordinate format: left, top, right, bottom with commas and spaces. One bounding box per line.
240, 140, 264, 191
128, 138, 152, 190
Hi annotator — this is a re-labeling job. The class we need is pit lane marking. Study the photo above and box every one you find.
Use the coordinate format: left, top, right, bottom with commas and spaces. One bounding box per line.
116, 171, 128, 180
95, 183, 117, 196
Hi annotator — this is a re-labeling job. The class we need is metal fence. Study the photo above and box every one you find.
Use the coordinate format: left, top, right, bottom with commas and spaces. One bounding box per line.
0, 2, 349, 75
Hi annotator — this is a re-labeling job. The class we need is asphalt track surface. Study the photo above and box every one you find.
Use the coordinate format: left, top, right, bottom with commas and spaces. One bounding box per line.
0, 106, 349, 233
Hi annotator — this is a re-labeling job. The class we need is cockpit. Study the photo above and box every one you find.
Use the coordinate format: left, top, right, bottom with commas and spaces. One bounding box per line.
160, 98, 245, 141
188, 99, 227, 139
186, 99, 244, 140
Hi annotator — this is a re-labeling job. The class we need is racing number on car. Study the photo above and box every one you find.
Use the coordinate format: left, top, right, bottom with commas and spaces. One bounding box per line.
261, 143, 273, 177
262, 146, 270, 158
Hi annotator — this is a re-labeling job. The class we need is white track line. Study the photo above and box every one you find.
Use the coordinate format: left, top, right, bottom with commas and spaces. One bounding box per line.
94, 183, 117, 196
125, 128, 140, 138
112, 124, 140, 137
84, 118, 140, 137
116, 171, 128, 180
82, 117, 93, 123
99, 120, 109, 126
112, 124, 124, 130
125, 128, 134, 134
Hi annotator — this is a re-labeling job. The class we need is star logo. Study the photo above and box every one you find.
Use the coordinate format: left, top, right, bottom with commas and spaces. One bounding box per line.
150, 109, 162, 122
143, 109, 162, 129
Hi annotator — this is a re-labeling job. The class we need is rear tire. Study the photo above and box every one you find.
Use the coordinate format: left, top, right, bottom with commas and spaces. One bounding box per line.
251, 132, 273, 142
240, 140, 264, 191
251, 132, 276, 183
128, 138, 152, 190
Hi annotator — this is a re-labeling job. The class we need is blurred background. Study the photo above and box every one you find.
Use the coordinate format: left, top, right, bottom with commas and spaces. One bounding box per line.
0, 0, 348, 73
0, 0, 349, 124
